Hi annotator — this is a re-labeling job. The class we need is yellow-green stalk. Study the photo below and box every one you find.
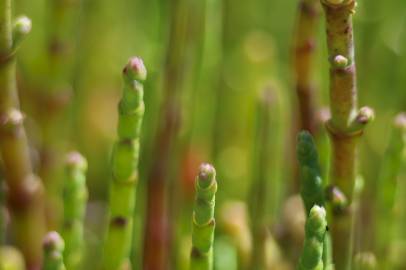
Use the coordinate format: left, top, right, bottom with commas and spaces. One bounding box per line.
190, 163, 218, 270
101, 57, 146, 270
61, 151, 88, 270
0, 5, 45, 269
320, 0, 374, 268
0, 246, 25, 270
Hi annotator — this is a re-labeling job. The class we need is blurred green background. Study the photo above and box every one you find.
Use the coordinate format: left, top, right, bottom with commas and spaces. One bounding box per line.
10, 0, 406, 268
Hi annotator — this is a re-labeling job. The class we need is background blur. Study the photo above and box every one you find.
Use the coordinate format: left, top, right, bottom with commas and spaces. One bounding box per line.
12, 0, 406, 268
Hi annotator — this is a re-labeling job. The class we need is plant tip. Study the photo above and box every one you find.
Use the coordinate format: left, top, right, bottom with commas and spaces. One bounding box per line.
124, 57, 147, 81
65, 151, 87, 171
356, 107, 374, 124
198, 163, 215, 184
43, 231, 64, 252
394, 113, 406, 129
14, 16, 32, 34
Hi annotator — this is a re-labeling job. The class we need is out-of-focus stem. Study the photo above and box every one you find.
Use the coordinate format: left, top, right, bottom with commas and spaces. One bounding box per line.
0, 246, 26, 270
39, 0, 81, 229
142, 0, 187, 269
62, 151, 88, 270
248, 89, 274, 269
320, 1, 374, 268
42, 231, 66, 270
293, 0, 321, 134
0, 4, 45, 269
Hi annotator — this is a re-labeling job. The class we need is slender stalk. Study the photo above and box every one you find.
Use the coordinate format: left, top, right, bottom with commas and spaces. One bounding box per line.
143, 0, 187, 268
248, 89, 275, 269
0, 246, 25, 270
101, 57, 146, 270
320, 1, 374, 268
297, 205, 327, 270
39, 0, 81, 229
61, 151, 88, 270
376, 113, 406, 269
0, 4, 45, 269
42, 231, 66, 270
293, 0, 321, 134
190, 163, 217, 270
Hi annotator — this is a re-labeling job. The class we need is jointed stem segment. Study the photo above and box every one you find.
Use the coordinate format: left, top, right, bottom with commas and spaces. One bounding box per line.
320, 0, 373, 269
101, 57, 146, 270
297, 205, 327, 270
62, 151, 88, 270
0, 2, 45, 269
190, 164, 218, 270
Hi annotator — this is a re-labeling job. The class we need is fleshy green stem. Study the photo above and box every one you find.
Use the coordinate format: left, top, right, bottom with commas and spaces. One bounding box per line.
0, 3, 45, 269
190, 163, 218, 270
42, 231, 66, 270
101, 57, 146, 270
61, 151, 88, 270
320, 1, 374, 268
376, 113, 406, 268
297, 131, 324, 214
297, 205, 327, 270
293, 0, 321, 134
248, 89, 276, 269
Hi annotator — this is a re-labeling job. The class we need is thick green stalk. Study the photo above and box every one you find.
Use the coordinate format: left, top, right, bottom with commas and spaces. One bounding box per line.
297, 205, 327, 270
101, 57, 146, 270
320, 1, 374, 268
248, 89, 276, 269
0, 4, 45, 269
297, 131, 324, 214
293, 0, 321, 134
376, 113, 406, 269
0, 246, 25, 270
61, 151, 88, 270
190, 163, 217, 270
42, 231, 66, 270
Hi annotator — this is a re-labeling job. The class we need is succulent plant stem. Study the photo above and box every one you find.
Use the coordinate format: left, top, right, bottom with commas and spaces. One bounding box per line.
0, 2, 45, 269
320, 0, 373, 268
293, 0, 321, 134
101, 57, 146, 270
42, 231, 66, 270
190, 164, 218, 270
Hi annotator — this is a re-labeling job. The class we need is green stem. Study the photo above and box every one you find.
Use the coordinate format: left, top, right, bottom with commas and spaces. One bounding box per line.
101, 57, 146, 270
293, 0, 321, 134
248, 89, 276, 269
61, 151, 88, 270
320, 1, 374, 268
190, 163, 217, 270
0, 3, 45, 269
42, 231, 66, 270
297, 205, 327, 270
377, 113, 406, 269
39, 0, 81, 229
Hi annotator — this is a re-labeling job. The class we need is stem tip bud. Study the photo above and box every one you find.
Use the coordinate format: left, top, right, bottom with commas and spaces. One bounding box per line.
123, 57, 147, 81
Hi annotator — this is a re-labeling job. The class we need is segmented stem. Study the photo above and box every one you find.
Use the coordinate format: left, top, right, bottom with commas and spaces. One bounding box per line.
297, 205, 327, 270
101, 57, 146, 270
297, 131, 324, 214
190, 164, 218, 270
0, 3, 45, 269
42, 231, 66, 270
293, 0, 321, 134
320, 1, 374, 268
61, 151, 88, 270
